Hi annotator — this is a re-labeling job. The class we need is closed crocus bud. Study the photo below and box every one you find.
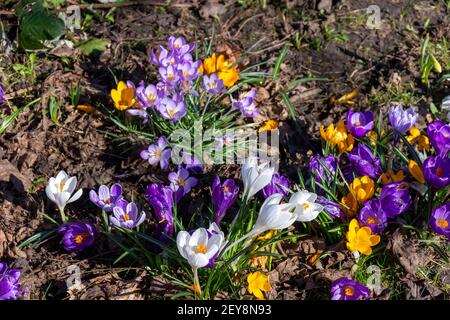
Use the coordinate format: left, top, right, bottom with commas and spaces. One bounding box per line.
212, 176, 239, 225
388, 105, 418, 141
241, 157, 274, 201
348, 144, 382, 179
45, 170, 83, 213
176, 224, 225, 269
288, 190, 324, 222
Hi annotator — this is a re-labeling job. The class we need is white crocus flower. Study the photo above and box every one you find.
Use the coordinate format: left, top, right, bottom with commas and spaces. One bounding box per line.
223, 193, 296, 255
288, 190, 324, 222
241, 157, 274, 201
45, 170, 83, 220
177, 223, 225, 297
176, 224, 225, 269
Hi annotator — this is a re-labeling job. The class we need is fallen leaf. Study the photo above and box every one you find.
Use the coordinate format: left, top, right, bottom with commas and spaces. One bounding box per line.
0, 159, 32, 192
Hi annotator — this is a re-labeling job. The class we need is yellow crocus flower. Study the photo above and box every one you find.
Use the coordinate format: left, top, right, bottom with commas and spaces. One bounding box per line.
408, 160, 425, 184
111, 81, 136, 111
247, 272, 272, 300
346, 219, 380, 255
320, 119, 354, 153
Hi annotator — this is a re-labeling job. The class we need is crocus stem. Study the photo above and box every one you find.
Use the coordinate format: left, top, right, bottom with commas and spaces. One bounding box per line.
192, 267, 202, 298
222, 228, 261, 256
59, 208, 67, 223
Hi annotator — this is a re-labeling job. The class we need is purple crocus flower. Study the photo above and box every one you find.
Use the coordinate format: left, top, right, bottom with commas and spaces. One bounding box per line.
127, 108, 149, 124
240, 102, 260, 118
261, 172, 290, 199
429, 203, 450, 241
348, 144, 382, 179
178, 60, 202, 81
89, 183, 123, 212
309, 154, 338, 185
316, 196, 345, 220
168, 35, 194, 56
232, 89, 256, 109
0, 85, 6, 104
330, 278, 370, 300
427, 120, 450, 157
140, 136, 172, 170
58, 222, 96, 253
159, 65, 179, 86
150, 46, 169, 66
379, 182, 411, 218
145, 183, 174, 240
158, 97, 186, 122
0, 262, 21, 300
388, 105, 418, 141
181, 152, 204, 174
357, 199, 387, 234
346, 110, 374, 138
109, 199, 146, 229
136, 83, 159, 108
212, 176, 240, 224
203, 73, 224, 95
168, 167, 198, 202
423, 156, 450, 189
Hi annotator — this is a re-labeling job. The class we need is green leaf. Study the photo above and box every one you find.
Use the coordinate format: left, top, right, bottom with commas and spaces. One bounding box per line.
19, 9, 65, 50
76, 38, 109, 56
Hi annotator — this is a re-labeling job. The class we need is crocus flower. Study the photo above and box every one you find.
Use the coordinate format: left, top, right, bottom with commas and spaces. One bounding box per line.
330, 278, 370, 300
259, 119, 278, 133
250, 193, 297, 235
427, 120, 450, 157
261, 172, 290, 199
158, 97, 186, 122
379, 182, 411, 218
348, 144, 382, 179
140, 136, 172, 170
135, 83, 159, 108
240, 102, 260, 118
357, 199, 387, 234
176, 223, 225, 269
89, 183, 123, 212
150, 45, 169, 66
346, 110, 374, 138
388, 105, 418, 140
159, 65, 179, 86
346, 218, 380, 255
0, 262, 21, 300
247, 271, 272, 300
168, 35, 194, 56
429, 203, 450, 240
212, 176, 239, 224
201, 53, 239, 87
110, 199, 146, 229
241, 157, 275, 201
181, 152, 204, 174
309, 154, 338, 185
58, 221, 95, 253
406, 127, 430, 151
168, 167, 198, 201
348, 176, 375, 204
232, 89, 256, 109
320, 119, 354, 153
111, 81, 136, 111
381, 169, 404, 185
203, 73, 224, 94
178, 60, 202, 81
423, 156, 450, 189
408, 160, 425, 184
316, 196, 345, 220
0, 85, 6, 104
145, 183, 174, 240
45, 170, 83, 214
288, 190, 324, 222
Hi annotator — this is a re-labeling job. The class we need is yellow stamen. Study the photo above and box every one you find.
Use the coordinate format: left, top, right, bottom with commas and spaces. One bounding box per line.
437, 218, 448, 228
344, 286, 355, 296
59, 182, 65, 191
366, 217, 378, 224
124, 214, 131, 221
195, 244, 207, 254
355, 121, 361, 126
303, 203, 310, 210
